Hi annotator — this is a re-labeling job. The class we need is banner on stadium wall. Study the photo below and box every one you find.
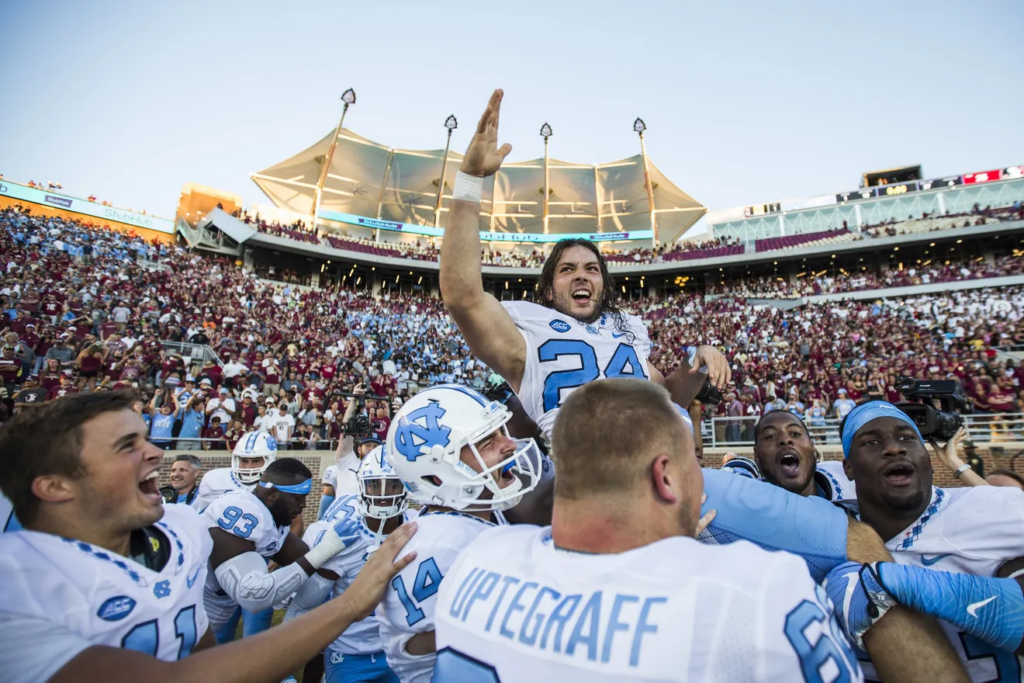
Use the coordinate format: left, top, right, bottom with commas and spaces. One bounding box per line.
0, 182, 174, 234
962, 170, 1001, 185
318, 210, 653, 243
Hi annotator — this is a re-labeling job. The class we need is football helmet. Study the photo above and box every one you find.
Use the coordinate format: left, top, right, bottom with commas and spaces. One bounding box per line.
232, 431, 278, 484
357, 445, 409, 520
386, 384, 540, 511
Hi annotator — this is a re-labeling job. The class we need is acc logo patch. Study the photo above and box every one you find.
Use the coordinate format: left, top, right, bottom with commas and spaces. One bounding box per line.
394, 401, 451, 462
266, 541, 278, 553
97, 595, 137, 621
549, 320, 571, 333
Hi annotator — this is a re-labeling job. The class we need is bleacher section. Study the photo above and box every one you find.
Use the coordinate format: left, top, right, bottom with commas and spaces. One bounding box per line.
756, 228, 852, 253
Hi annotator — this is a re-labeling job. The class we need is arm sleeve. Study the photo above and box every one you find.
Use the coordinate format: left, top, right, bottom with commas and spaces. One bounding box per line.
214, 551, 307, 614
282, 573, 336, 624
0, 612, 92, 683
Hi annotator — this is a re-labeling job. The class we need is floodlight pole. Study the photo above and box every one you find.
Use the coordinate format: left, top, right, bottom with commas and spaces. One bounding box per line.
541, 123, 552, 234
434, 115, 458, 227
312, 88, 356, 226
634, 118, 658, 244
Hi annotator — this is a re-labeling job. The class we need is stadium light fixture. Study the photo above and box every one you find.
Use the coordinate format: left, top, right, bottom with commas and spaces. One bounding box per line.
435, 115, 460, 226
540, 123, 553, 138
633, 118, 647, 133
341, 88, 357, 105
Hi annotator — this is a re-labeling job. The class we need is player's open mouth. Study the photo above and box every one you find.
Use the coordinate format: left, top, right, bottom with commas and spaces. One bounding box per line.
571, 288, 591, 304
778, 450, 801, 478
138, 470, 162, 502
882, 462, 915, 486
497, 467, 517, 488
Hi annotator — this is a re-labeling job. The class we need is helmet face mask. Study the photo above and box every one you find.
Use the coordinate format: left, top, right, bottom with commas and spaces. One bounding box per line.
357, 446, 409, 521
387, 385, 541, 512
232, 431, 278, 485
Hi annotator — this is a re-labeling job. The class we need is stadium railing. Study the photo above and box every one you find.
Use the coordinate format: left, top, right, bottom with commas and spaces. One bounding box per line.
160, 340, 224, 368
703, 413, 1024, 448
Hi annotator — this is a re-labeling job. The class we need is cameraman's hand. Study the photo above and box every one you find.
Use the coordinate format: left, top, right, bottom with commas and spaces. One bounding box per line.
459, 89, 513, 179
928, 426, 968, 472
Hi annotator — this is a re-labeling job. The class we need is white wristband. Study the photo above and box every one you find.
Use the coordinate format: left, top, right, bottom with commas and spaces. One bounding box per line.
453, 171, 483, 203
304, 527, 347, 569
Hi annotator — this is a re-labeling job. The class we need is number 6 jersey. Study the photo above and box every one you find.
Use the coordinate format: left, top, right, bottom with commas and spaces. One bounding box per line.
502, 301, 652, 438
0, 504, 212, 683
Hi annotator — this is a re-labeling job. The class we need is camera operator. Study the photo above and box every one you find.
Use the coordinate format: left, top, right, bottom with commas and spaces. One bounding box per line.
317, 385, 381, 520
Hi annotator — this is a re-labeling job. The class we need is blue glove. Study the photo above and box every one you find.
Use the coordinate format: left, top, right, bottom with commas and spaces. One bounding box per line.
824, 561, 897, 649
329, 515, 362, 550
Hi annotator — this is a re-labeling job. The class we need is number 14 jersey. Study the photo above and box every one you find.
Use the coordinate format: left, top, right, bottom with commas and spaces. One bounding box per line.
502, 301, 652, 438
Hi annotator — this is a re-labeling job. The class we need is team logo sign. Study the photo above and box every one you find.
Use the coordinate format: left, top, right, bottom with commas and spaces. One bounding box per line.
394, 402, 451, 462
549, 320, 571, 333
97, 596, 137, 621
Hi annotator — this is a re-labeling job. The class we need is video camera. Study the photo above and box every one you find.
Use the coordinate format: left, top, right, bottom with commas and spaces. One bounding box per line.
695, 377, 722, 406
896, 376, 965, 441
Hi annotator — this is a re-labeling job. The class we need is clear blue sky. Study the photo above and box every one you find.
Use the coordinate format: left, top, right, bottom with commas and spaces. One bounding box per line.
1, 0, 1021, 236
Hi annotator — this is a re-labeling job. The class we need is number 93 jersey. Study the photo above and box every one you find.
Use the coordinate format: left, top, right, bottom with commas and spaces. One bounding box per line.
502, 301, 652, 438
0, 504, 212, 683
376, 511, 500, 683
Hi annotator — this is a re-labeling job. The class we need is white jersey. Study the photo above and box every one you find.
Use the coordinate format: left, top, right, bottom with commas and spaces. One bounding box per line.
1, 492, 21, 532
377, 511, 501, 683
861, 486, 1024, 683
0, 505, 212, 683
434, 525, 863, 683
502, 301, 651, 437
191, 467, 252, 514
816, 460, 856, 502
200, 489, 290, 631
313, 494, 414, 655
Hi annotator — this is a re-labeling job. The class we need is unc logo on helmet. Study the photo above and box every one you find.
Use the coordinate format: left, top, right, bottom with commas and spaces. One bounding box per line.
393, 402, 451, 462
549, 319, 571, 333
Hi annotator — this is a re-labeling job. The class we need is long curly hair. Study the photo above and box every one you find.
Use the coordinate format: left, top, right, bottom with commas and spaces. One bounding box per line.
536, 239, 632, 339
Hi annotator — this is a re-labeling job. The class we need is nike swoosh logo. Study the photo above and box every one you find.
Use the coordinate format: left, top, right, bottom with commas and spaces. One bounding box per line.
612, 332, 627, 338
921, 554, 953, 566
967, 595, 997, 617
186, 565, 201, 588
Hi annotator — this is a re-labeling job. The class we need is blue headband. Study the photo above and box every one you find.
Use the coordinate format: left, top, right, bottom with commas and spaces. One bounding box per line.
258, 479, 312, 495
841, 401, 923, 459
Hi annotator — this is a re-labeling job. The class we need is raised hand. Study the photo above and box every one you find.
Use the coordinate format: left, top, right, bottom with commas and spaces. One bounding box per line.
460, 89, 513, 178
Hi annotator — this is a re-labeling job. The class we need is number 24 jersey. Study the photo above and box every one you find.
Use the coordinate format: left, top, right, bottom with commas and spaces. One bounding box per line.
502, 301, 652, 438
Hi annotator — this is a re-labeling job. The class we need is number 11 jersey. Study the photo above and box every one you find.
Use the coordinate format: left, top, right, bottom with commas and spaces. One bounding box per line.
502, 301, 652, 437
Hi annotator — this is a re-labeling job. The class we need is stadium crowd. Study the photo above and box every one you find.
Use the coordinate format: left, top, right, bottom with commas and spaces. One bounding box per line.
3, 204, 1023, 451
2, 92, 1024, 683
706, 254, 1024, 299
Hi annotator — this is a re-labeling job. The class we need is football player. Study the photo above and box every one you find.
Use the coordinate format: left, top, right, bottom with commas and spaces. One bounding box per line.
827, 401, 1024, 681
0, 391, 418, 683
378, 384, 541, 682
201, 457, 370, 644
753, 409, 855, 501
439, 89, 729, 439
191, 430, 278, 513
433, 379, 866, 681
284, 446, 412, 683
191, 430, 283, 641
